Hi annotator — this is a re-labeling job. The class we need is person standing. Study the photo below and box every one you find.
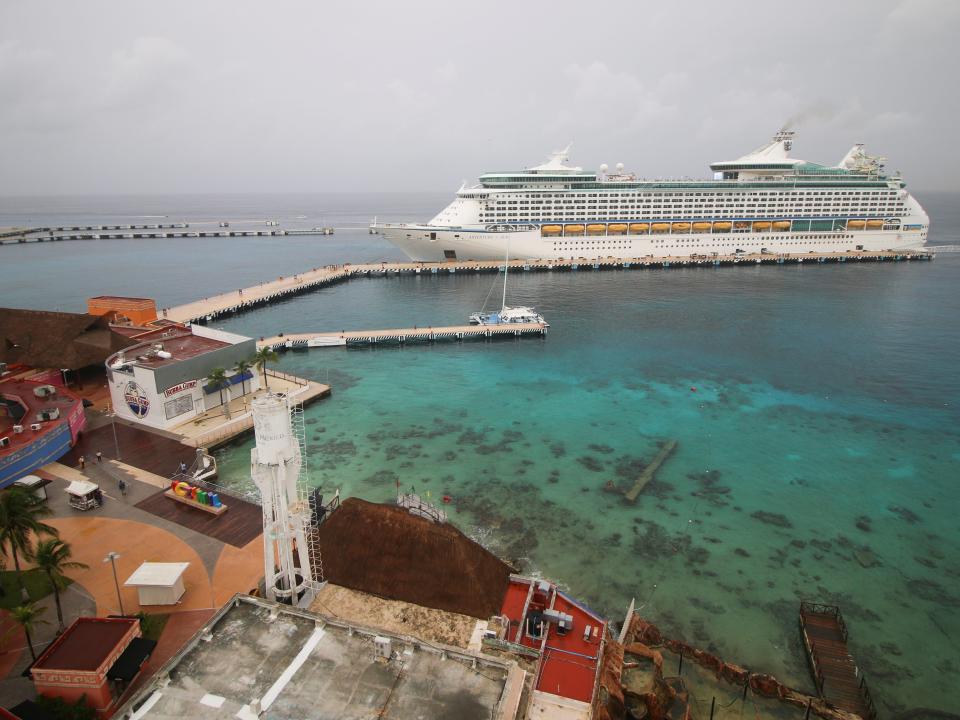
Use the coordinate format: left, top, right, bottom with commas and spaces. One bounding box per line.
79, 455, 85, 470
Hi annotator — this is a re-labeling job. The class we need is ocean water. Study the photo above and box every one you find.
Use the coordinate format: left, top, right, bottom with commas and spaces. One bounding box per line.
2, 193, 958, 714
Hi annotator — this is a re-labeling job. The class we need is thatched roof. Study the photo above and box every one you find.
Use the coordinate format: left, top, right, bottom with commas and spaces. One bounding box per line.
314, 498, 513, 619
0, 307, 137, 370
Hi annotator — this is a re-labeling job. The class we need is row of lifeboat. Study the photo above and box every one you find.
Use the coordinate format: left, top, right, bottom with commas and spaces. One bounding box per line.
540, 219, 888, 237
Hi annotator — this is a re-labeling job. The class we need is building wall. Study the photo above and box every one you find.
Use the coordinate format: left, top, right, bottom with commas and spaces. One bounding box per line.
107, 359, 260, 431
87, 297, 157, 326
0, 421, 73, 489
150, 338, 256, 395
32, 621, 140, 715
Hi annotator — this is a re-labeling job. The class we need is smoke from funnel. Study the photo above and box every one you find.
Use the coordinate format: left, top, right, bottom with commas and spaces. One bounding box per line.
783, 101, 839, 131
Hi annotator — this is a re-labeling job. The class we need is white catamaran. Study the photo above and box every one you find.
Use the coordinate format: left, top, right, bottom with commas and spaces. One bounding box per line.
377, 131, 929, 262
469, 249, 548, 327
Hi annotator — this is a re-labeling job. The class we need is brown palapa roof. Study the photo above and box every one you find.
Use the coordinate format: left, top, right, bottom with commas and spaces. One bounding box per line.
0, 307, 137, 370
315, 498, 513, 619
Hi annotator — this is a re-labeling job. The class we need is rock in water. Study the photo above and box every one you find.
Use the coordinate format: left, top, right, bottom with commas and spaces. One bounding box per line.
854, 547, 880, 568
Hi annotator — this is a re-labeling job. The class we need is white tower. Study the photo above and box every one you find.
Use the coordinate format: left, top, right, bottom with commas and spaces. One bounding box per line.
250, 393, 317, 606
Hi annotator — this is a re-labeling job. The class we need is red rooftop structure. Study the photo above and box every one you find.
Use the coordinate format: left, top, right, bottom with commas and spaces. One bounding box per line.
30, 617, 154, 718
499, 576, 607, 715
0, 379, 86, 489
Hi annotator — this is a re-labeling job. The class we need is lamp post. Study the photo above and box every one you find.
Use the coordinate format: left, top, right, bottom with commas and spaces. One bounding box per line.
107, 404, 121, 461
103, 551, 124, 616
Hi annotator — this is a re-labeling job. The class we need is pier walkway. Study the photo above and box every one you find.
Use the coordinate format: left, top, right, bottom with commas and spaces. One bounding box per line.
799, 602, 876, 720
258, 323, 548, 349
164, 250, 934, 325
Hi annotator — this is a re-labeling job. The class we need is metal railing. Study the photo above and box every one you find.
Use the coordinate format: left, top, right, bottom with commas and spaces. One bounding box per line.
265, 367, 309, 387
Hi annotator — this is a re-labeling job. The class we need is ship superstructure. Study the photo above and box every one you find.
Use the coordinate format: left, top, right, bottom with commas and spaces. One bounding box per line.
378, 131, 929, 261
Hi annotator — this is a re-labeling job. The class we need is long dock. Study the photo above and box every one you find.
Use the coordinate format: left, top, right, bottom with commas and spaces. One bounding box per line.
799, 602, 876, 720
258, 323, 547, 349
164, 250, 934, 325
0, 223, 350, 245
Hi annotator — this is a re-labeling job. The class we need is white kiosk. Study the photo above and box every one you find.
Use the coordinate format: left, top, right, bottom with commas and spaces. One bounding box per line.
124, 562, 190, 606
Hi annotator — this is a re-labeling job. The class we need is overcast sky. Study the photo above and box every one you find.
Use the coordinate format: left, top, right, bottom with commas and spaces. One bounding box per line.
2, 0, 958, 195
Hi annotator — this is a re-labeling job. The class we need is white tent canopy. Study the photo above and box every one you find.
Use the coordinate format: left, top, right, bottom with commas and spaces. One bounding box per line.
65, 479, 98, 496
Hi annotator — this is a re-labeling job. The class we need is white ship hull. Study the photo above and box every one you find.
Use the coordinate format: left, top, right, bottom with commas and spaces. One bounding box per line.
381, 225, 927, 262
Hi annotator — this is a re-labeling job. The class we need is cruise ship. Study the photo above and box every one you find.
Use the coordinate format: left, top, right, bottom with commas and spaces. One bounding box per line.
378, 131, 929, 261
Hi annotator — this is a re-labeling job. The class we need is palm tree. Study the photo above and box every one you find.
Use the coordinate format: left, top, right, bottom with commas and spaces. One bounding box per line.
8, 602, 49, 662
253, 346, 279, 392
207, 368, 231, 419
35, 539, 88, 632
233, 359, 252, 397
0, 487, 57, 600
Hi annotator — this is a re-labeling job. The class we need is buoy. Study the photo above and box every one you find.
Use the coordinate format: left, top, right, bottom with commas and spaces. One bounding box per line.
690, 387, 697, 392
442, 495, 453, 504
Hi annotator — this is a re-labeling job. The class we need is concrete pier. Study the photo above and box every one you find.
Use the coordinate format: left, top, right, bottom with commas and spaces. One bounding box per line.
258, 323, 548, 350
163, 249, 934, 326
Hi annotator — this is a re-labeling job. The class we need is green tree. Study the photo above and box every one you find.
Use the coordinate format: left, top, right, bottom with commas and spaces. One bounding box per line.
253, 346, 279, 392
233, 359, 252, 396
8, 601, 49, 662
207, 367, 232, 419
35, 538, 88, 632
37, 695, 97, 720
0, 487, 57, 600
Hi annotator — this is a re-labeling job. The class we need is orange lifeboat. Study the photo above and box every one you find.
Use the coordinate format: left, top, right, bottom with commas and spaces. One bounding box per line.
733, 221, 750, 230
587, 224, 606, 235
753, 221, 772, 231
564, 224, 585, 236
629, 223, 650, 233
692, 222, 711, 232
607, 223, 628, 235
773, 221, 791, 230
672, 222, 691, 233
865, 219, 884, 229
847, 219, 866, 230
712, 221, 732, 232
651, 223, 670, 233
541, 224, 562, 236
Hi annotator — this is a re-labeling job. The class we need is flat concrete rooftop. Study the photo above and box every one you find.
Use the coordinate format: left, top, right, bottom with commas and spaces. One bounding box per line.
119, 595, 521, 720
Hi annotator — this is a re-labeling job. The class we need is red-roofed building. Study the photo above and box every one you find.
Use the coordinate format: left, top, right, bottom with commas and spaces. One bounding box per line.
0, 379, 86, 489
29, 617, 154, 718
105, 325, 259, 431
499, 576, 608, 718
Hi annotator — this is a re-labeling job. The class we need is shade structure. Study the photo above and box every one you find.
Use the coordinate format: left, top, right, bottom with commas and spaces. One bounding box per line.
107, 637, 157, 681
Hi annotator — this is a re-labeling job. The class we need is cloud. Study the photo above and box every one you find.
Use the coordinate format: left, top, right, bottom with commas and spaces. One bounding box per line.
100, 36, 191, 110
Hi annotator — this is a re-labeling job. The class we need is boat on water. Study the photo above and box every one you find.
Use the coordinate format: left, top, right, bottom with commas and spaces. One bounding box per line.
469, 250, 548, 326
469, 305, 548, 326
376, 130, 929, 261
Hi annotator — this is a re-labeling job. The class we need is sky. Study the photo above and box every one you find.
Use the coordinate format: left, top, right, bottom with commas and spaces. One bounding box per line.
1, 0, 959, 195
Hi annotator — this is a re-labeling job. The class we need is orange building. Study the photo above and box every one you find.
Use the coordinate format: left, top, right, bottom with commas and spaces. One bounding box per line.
30, 617, 154, 717
87, 296, 158, 326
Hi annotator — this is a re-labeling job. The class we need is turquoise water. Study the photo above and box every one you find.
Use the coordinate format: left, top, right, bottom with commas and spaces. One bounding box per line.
2, 193, 958, 714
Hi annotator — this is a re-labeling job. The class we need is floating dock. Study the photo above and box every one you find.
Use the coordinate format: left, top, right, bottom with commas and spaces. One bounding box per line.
258, 323, 547, 350
164, 250, 935, 325
799, 602, 876, 720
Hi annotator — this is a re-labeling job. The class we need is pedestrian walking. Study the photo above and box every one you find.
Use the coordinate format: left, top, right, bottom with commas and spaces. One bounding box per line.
96, 451, 102, 463
79, 455, 85, 470
118, 479, 127, 496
